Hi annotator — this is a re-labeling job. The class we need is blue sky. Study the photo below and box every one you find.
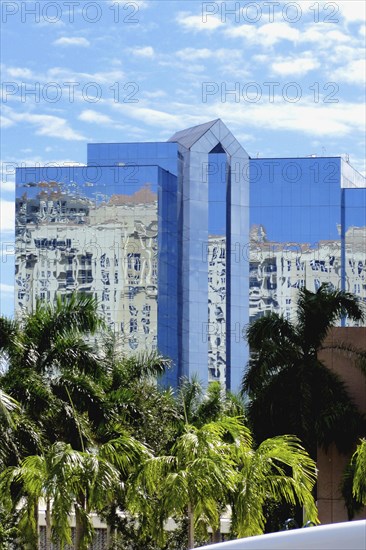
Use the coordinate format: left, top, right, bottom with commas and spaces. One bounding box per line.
1, 0, 365, 316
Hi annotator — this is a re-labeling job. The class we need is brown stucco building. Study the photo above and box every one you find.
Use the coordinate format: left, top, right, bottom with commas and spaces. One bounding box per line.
317, 327, 366, 523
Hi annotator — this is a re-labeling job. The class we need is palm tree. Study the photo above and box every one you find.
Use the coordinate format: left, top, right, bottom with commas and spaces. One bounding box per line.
0, 316, 18, 367
242, 284, 366, 456
342, 438, 366, 519
230, 432, 318, 538
0, 294, 108, 452
130, 417, 236, 549
171, 378, 247, 543
0, 433, 150, 550
175, 376, 246, 430
0, 386, 42, 512
0, 389, 19, 428
1, 300, 177, 548
351, 439, 366, 505
130, 416, 318, 548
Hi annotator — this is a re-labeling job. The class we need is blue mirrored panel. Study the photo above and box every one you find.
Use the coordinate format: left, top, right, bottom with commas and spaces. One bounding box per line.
250, 158, 342, 322
208, 152, 227, 384
344, 188, 366, 324
15, 162, 161, 353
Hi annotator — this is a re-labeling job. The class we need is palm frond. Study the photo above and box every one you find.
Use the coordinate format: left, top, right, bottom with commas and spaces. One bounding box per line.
122, 351, 171, 382
297, 284, 364, 350
245, 313, 299, 351
0, 389, 19, 424
351, 438, 366, 505
0, 317, 20, 355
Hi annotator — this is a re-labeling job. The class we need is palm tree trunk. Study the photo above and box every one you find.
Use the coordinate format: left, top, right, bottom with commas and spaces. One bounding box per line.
187, 502, 195, 549
106, 503, 117, 548
75, 508, 84, 550
25, 498, 39, 550
212, 526, 221, 543
75, 496, 87, 550
106, 523, 117, 549
35, 500, 39, 550
45, 498, 52, 550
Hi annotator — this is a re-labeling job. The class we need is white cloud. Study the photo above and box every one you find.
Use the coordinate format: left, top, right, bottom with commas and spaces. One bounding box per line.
2, 65, 125, 89
78, 110, 113, 125
112, 95, 365, 140
299, 25, 350, 48
331, 59, 366, 85
176, 48, 212, 61
1, 181, 15, 192
0, 115, 14, 128
175, 48, 243, 62
0, 200, 15, 232
8, 110, 86, 141
132, 46, 155, 58
112, 103, 187, 130
53, 37, 90, 47
252, 54, 269, 63
143, 90, 167, 99
224, 21, 353, 51
329, 44, 365, 63
225, 22, 300, 46
47, 67, 125, 85
161, 48, 248, 80
207, 100, 366, 138
6, 67, 35, 79
299, 1, 365, 23
0, 284, 14, 294
177, 12, 223, 31
272, 54, 320, 76
337, 1, 366, 22
158, 59, 206, 75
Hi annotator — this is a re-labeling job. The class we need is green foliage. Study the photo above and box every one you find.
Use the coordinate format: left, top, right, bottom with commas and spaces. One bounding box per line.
342, 438, 366, 519
242, 284, 366, 456
130, 416, 318, 547
230, 434, 318, 538
351, 438, 366, 504
0, 501, 19, 548
108, 520, 192, 550
0, 294, 320, 548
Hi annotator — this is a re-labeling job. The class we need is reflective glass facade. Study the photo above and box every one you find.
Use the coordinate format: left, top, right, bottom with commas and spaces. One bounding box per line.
15, 120, 250, 392
15, 164, 172, 354
249, 157, 366, 325
15, 121, 365, 391
208, 153, 227, 384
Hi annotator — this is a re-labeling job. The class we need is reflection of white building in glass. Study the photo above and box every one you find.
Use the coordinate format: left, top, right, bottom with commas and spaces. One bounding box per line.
249, 225, 366, 324
207, 236, 226, 384
16, 120, 250, 391
16, 187, 159, 352
250, 157, 366, 327
15, 122, 366, 390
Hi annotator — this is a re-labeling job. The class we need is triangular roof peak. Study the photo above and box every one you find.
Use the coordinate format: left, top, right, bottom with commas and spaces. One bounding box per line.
167, 119, 222, 149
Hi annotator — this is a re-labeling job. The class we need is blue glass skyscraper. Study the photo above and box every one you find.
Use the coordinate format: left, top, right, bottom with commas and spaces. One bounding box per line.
15, 120, 365, 392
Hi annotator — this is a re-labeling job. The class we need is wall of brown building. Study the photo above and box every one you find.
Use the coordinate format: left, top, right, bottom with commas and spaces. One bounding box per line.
317, 327, 366, 524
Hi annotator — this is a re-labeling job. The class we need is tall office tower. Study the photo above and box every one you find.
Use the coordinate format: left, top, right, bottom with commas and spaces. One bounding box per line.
15, 120, 250, 392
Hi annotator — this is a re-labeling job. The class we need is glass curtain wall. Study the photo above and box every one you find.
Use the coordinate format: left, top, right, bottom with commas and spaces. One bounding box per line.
207, 152, 227, 384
